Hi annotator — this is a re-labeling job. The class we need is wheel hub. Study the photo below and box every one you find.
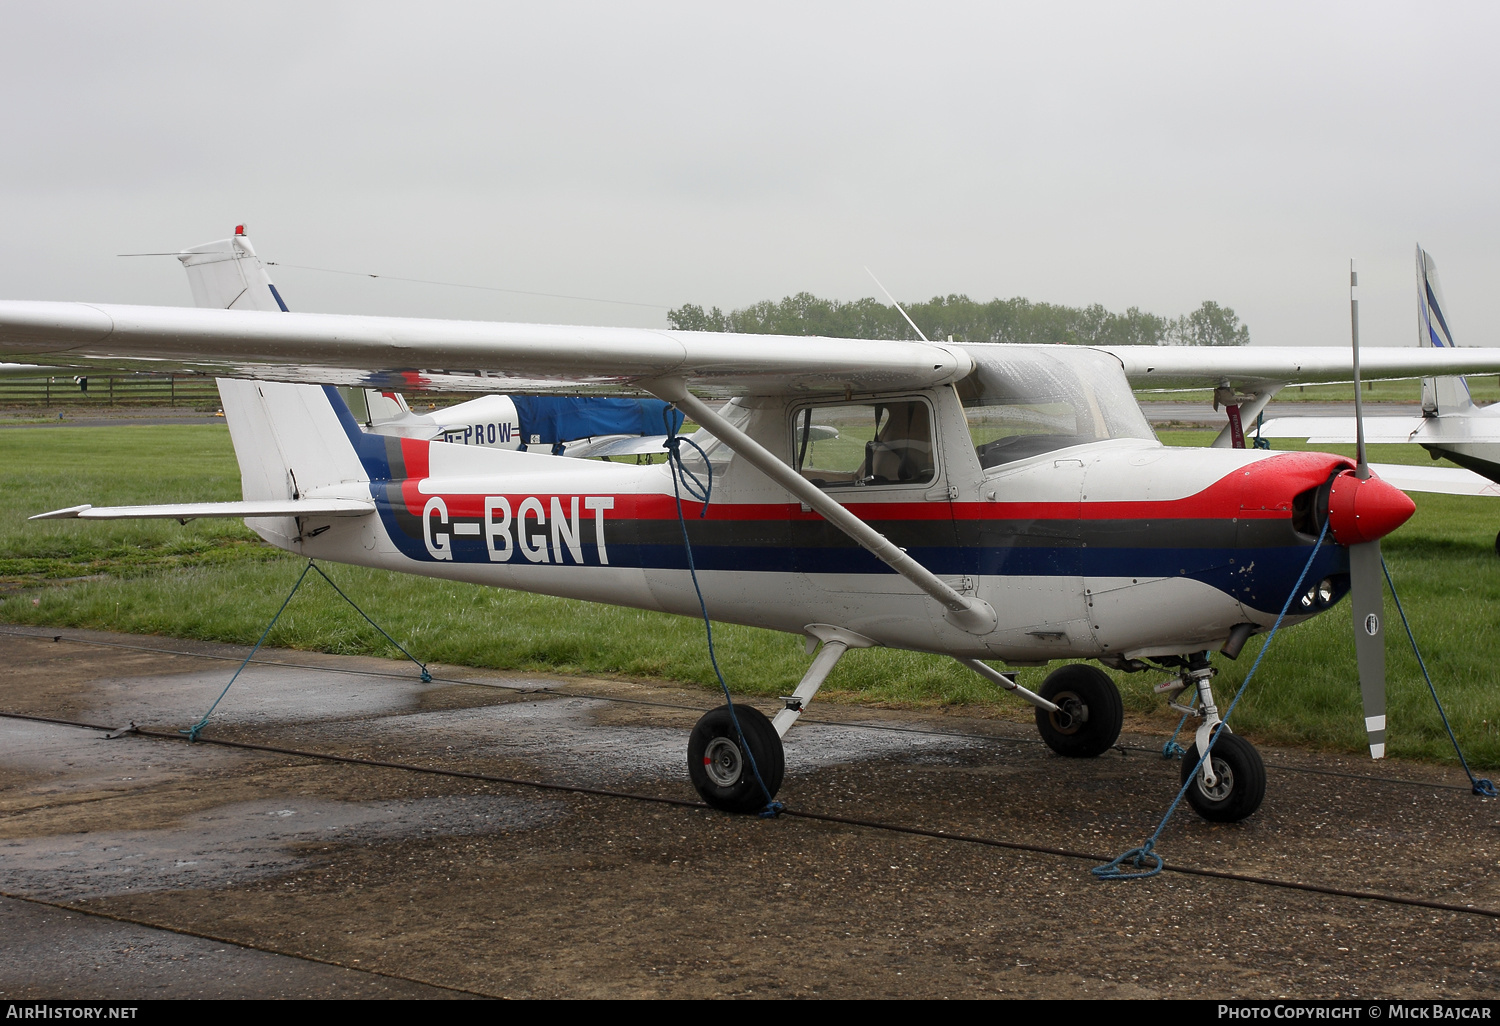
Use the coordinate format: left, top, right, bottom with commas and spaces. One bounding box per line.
1047, 692, 1089, 735
703, 736, 744, 787
1195, 755, 1235, 801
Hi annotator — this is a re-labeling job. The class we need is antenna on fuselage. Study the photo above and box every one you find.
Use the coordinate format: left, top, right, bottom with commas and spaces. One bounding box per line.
864, 267, 930, 343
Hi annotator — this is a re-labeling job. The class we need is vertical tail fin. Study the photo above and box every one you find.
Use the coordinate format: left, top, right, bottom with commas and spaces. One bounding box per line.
1417, 245, 1473, 415
180, 228, 410, 435
178, 226, 289, 313
179, 228, 369, 549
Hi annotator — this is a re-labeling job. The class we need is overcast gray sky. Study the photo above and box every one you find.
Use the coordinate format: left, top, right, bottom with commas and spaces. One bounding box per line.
1, 1, 1495, 348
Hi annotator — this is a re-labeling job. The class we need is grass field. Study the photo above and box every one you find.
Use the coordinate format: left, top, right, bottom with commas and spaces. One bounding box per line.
1, 421, 1496, 768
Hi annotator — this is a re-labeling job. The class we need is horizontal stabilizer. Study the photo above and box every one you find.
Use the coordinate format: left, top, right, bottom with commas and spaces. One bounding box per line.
31, 499, 375, 522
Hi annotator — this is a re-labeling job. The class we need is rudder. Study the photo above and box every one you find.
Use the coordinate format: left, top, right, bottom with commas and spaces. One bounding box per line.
1417, 245, 1473, 415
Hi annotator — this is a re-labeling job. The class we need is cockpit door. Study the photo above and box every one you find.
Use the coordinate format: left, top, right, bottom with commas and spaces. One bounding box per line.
788, 396, 961, 601
968, 456, 1090, 654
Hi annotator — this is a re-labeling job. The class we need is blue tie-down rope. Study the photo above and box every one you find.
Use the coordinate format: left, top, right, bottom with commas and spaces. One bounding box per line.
1162, 711, 1190, 760
1093, 519, 1330, 880
664, 410, 782, 817
181, 559, 431, 741
1381, 558, 1497, 798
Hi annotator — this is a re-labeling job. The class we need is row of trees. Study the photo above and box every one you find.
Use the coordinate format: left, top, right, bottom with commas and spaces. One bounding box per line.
667, 293, 1250, 346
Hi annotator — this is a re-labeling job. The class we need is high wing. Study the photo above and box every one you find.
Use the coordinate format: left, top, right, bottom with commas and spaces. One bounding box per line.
0, 301, 972, 397
8, 300, 1500, 398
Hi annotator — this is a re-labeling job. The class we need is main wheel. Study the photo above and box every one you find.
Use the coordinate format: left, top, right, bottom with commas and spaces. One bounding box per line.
1034, 663, 1124, 758
687, 704, 785, 813
1180, 728, 1266, 822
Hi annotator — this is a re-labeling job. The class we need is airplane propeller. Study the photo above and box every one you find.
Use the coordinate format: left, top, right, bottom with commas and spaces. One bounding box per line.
1331, 264, 1416, 758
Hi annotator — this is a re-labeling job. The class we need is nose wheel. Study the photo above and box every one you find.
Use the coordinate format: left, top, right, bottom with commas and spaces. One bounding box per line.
1180, 728, 1266, 822
687, 704, 785, 813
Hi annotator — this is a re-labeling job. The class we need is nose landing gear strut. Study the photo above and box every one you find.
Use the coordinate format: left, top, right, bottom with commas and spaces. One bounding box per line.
1161, 653, 1267, 822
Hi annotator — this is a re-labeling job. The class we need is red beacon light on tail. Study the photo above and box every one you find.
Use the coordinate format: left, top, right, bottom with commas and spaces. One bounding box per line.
234, 225, 246, 236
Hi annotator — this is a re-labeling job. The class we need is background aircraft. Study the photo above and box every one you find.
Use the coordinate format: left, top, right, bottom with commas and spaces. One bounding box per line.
10, 230, 1500, 823
1259, 246, 1500, 548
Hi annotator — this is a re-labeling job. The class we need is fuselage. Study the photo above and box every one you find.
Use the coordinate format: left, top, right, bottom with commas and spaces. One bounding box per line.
269, 371, 1353, 666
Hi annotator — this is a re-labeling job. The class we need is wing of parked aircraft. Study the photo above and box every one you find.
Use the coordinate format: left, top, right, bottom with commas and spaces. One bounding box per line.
6, 303, 1500, 400
1364, 463, 1500, 497
1255, 245, 1500, 486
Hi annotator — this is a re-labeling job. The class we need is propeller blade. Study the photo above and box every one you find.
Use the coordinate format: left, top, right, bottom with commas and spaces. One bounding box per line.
1346, 262, 1386, 759
1348, 539, 1387, 758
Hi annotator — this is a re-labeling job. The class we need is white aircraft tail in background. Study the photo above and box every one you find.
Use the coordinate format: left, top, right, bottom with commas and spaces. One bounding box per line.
1417, 246, 1473, 416
1260, 244, 1500, 512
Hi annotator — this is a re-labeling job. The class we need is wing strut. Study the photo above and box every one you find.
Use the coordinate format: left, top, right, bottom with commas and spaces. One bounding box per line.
648, 380, 998, 635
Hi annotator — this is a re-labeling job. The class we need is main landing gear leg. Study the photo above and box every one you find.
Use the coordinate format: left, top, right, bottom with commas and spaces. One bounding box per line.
771, 626, 874, 738
959, 659, 1125, 758
1167, 652, 1267, 822
686, 625, 872, 813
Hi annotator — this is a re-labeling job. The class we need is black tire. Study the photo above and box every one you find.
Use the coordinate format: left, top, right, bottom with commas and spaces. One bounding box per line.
1180, 728, 1266, 823
1034, 663, 1124, 758
1494, 530, 1500, 558
687, 704, 785, 813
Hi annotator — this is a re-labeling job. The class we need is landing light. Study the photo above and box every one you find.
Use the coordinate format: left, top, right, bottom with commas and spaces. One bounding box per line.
1300, 577, 1337, 611
1317, 577, 1334, 605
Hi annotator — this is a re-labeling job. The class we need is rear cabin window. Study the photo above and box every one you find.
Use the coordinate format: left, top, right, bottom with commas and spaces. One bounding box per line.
792, 400, 935, 488
954, 346, 1155, 469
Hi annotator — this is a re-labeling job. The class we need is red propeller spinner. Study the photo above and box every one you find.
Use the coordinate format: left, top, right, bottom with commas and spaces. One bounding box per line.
1326, 470, 1416, 546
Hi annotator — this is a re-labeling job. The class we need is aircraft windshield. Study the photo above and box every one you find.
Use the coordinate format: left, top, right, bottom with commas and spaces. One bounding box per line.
955, 346, 1155, 469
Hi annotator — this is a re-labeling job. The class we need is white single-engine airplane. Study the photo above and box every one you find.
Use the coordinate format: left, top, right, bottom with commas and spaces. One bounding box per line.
9, 229, 1500, 823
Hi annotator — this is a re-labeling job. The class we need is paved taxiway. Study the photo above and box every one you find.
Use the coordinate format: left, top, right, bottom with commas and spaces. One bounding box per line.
1, 626, 1496, 999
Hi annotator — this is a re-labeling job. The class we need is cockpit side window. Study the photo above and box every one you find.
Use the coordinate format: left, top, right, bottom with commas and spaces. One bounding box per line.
792, 399, 935, 489
955, 346, 1155, 470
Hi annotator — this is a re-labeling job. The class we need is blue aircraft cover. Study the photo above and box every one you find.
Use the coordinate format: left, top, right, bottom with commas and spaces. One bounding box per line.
510, 396, 684, 444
